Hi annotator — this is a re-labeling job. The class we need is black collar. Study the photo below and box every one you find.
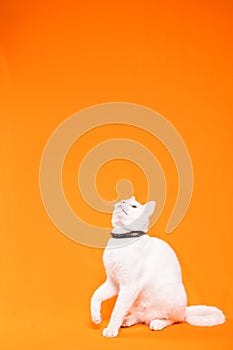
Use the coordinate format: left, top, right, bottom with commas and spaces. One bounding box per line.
111, 231, 145, 239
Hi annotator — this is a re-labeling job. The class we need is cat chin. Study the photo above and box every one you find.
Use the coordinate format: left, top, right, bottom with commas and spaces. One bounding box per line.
112, 213, 142, 227
112, 216, 151, 233
112, 214, 130, 228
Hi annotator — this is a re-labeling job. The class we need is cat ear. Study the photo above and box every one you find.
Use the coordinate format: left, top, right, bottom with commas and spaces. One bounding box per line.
144, 201, 156, 217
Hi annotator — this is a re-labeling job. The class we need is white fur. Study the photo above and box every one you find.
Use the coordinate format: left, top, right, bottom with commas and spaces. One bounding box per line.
91, 197, 225, 337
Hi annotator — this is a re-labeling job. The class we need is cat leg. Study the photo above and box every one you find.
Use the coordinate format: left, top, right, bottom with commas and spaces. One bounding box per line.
149, 302, 186, 331
121, 314, 139, 327
103, 286, 139, 337
149, 304, 185, 331
150, 319, 174, 331
91, 279, 117, 324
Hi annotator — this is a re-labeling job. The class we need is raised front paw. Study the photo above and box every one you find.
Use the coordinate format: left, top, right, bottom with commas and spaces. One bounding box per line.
91, 309, 102, 324
102, 327, 119, 338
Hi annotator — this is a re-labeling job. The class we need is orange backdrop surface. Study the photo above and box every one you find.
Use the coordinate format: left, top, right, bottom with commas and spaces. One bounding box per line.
1, 0, 233, 349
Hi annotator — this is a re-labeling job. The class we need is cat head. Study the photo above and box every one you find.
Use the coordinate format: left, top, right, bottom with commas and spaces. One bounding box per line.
111, 196, 156, 233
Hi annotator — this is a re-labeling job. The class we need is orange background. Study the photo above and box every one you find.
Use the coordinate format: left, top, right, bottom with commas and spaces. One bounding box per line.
1, 0, 233, 349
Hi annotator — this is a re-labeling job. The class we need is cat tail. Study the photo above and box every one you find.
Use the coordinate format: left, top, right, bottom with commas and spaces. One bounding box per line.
185, 305, 225, 326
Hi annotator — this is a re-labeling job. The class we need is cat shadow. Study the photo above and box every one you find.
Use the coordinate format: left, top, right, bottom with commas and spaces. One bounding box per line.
119, 321, 227, 341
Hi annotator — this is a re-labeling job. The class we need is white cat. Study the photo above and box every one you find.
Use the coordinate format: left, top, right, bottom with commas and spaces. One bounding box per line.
91, 196, 225, 338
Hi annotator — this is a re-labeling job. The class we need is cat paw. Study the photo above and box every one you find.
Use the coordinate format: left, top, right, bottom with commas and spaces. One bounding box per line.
122, 315, 137, 327
150, 319, 169, 331
102, 327, 119, 338
91, 310, 102, 324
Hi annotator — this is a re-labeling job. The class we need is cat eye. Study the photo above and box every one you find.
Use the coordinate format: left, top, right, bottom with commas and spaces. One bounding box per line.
131, 205, 137, 208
